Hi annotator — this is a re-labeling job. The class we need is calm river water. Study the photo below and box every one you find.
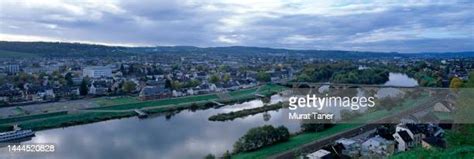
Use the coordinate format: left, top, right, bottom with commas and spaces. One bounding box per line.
0, 73, 418, 159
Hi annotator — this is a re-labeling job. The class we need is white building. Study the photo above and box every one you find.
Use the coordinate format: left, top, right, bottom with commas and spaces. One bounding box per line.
306, 149, 331, 159
83, 66, 112, 78
6, 64, 20, 74
361, 135, 395, 157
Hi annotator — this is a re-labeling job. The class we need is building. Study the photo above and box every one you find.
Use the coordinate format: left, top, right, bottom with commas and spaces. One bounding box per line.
433, 101, 455, 112
83, 66, 112, 78
139, 86, 170, 100
6, 64, 20, 74
393, 130, 414, 152
335, 138, 360, 158
361, 135, 395, 157
306, 149, 332, 159
395, 123, 423, 145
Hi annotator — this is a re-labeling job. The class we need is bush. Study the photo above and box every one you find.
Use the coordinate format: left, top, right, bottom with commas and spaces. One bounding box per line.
233, 125, 290, 153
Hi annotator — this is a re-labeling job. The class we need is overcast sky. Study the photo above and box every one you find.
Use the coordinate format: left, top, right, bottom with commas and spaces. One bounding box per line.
0, 0, 473, 52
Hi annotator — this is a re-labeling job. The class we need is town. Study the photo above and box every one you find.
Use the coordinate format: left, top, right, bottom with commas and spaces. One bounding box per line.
0, 42, 473, 159
0, 44, 472, 108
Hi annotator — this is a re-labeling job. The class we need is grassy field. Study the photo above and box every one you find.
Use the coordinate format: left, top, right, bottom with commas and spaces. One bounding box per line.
229, 88, 258, 97
390, 146, 474, 159
233, 124, 359, 159
92, 94, 219, 110
0, 50, 39, 58
93, 96, 141, 107
350, 95, 431, 123
0, 111, 67, 125
0, 124, 12, 132
257, 84, 286, 95
391, 126, 474, 158
17, 112, 135, 131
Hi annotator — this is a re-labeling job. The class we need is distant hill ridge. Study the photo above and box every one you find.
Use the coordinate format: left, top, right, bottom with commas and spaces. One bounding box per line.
0, 41, 472, 58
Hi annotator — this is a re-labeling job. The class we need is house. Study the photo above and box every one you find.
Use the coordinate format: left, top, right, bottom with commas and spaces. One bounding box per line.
0, 84, 22, 102
23, 85, 55, 101
186, 89, 195, 95
139, 86, 170, 100
335, 138, 360, 158
194, 83, 211, 94
306, 149, 332, 159
37, 88, 55, 99
433, 101, 455, 112
88, 81, 109, 96
361, 135, 395, 157
83, 66, 112, 78
395, 123, 424, 147
393, 130, 414, 152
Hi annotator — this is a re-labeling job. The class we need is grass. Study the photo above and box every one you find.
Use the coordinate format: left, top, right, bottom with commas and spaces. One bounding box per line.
0, 125, 12, 132
92, 94, 219, 110
391, 127, 474, 159
93, 96, 141, 107
351, 95, 431, 123
257, 84, 286, 95
390, 146, 474, 159
15, 112, 135, 131
0, 111, 67, 125
229, 88, 257, 97
0, 50, 39, 58
232, 124, 360, 159
434, 112, 453, 121
392, 89, 474, 159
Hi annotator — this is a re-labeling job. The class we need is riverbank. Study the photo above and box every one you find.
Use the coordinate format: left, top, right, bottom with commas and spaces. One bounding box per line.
0, 84, 287, 131
233, 124, 360, 159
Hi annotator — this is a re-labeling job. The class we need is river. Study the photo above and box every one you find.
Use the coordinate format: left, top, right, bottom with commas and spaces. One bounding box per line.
0, 73, 418, 159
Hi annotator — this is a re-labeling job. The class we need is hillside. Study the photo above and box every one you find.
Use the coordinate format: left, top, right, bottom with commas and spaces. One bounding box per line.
0, 41, 472, 58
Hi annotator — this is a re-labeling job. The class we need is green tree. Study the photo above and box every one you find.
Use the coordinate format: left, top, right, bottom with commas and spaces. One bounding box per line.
256, 71, 270, 82
171, 80, 181, 89
79, 79, 89, 96
204, 154, 215, 159
223, 74, 231, 82
64, 72, 73, 86
222, 150, 231, 159
184, 79, 201, 88
210, 74, 220, 84
450, 77, 463, 92
233, 125, 289, 153
165, 79, 172, 89
122, 81, 137, 93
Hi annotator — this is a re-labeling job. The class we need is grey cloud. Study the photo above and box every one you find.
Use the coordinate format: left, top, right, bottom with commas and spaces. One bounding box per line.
0, 0, 472, 52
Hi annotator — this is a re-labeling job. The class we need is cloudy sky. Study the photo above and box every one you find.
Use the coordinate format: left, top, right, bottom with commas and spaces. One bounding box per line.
0, 0, 473, 52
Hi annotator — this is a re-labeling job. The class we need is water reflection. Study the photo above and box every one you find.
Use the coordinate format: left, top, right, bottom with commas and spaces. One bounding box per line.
384, 73, 419, 87
0, 95, 298, 159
